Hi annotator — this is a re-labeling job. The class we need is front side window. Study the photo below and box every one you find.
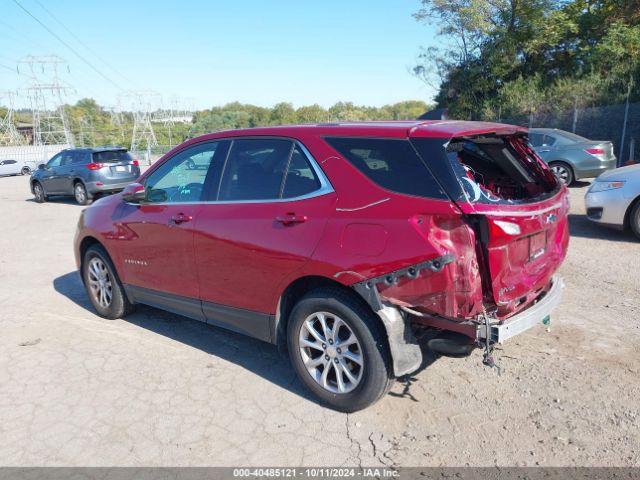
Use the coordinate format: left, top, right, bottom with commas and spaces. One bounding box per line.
325, 137, 447, 199
218, 139, 293, 201
144, 141, 228, 203
47, 154, 63, 168
60, 152, 75, 166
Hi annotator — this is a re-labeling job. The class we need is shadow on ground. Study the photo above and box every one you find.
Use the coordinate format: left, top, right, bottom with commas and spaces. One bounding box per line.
568, 213, 637, 242
54, 271, 398, 407
53, 271, 442, 406
25, 196, 83, 206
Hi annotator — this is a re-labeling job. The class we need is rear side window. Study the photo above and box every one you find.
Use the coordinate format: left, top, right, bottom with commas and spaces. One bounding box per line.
72, 151, 90, 164
92, 150, 132, 163
282, 146, 321, 198
529, 133, 543, 147
324, 137, 447, 200
218, 139, 293, 201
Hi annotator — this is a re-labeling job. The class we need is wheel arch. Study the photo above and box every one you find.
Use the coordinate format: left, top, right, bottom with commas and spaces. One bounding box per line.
623, 194, 640, 232
273, 275, 384, 352
78, 236, 106, 283
549, 159, 576, 172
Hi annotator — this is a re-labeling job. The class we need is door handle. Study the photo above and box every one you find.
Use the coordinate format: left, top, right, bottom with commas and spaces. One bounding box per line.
170, 213, 193, 224
539, 149, 551, 153
275, 213, 307, 225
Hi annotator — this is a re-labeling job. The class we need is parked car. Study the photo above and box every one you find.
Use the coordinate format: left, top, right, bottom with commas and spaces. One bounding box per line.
584, 163, 640, 239
529, 128, 616, 185
74, 121, 569, 411
0, 159, 31, 176
0, 143, 70, 175
30, 146, 141, 205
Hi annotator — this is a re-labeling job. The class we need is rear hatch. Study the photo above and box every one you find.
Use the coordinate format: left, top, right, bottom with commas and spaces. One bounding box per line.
411, 132, 570, 318
92, 150, 140, 183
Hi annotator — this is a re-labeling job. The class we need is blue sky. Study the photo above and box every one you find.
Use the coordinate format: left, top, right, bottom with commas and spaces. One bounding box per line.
0, 0, 439, 110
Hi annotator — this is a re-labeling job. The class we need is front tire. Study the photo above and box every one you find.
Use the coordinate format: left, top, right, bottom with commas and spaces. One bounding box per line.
74, 182, 90, 205
21, 166, 30, 175
629, 201, 640, 240
33, 181, 47, 203
82, 244, 135, 319
549, 161, 574, 186
287, 288, 393, 412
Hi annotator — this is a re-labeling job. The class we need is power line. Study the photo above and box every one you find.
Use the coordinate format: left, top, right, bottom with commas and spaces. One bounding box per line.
11, 0, 123, 91
32, 0, 137, 88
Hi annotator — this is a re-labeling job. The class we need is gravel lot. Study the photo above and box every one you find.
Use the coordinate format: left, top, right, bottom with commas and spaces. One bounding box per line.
0, 174, 638, 467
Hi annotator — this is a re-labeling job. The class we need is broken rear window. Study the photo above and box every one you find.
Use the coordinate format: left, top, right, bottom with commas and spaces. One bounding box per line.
412, 135, 559, 205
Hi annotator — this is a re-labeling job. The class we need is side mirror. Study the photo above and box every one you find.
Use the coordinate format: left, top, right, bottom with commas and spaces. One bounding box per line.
38, 164, 45, 170
122, 183, 146, 204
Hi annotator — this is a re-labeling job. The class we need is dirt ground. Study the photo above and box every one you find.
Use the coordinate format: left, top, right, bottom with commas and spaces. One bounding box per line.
0, 174, 638, 467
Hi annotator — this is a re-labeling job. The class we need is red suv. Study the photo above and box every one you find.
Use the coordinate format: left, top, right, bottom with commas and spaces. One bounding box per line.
75, 121, 569, 411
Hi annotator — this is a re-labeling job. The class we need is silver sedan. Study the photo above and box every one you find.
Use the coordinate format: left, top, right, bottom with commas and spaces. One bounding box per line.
584, 164, 640, 239
530, 128, 617, 185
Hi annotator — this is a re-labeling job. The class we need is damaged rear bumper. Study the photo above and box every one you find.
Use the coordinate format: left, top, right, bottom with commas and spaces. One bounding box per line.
477, 276, 564, 344
364, 274, 564, 377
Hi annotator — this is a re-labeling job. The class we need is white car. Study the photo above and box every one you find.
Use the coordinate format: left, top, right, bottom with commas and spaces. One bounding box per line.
584, 164, 640, 239
0, 159, 31, 176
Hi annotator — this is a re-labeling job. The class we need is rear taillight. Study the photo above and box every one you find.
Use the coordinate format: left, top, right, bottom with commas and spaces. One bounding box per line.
487, 218, 523, 246
584, 148, 605, 156
86, 162, 104, 170
132, 159, 139, 166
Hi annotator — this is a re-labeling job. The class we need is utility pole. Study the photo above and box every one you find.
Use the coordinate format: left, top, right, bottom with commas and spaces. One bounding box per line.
0, 90, 23, 146
619, 77, 633, 167
18, 55, 74, 146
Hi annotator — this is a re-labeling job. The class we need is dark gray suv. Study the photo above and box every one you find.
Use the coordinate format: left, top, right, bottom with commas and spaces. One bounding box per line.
30, 147, 141, 205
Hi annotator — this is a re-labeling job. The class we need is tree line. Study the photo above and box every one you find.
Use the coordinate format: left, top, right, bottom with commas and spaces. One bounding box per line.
1, 99, 431, 148
413, 0, 640, 121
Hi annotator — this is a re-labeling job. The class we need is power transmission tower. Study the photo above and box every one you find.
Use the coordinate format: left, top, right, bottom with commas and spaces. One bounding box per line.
163, 95, 180, 147
78, 116, 95, 147
120, 90, 159, 164
108, 102, 125, 144
0, 90, 23, 146
18, 55, 74, 146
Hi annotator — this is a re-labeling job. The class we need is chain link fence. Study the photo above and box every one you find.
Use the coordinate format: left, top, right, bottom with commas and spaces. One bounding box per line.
502, 101, 639, 166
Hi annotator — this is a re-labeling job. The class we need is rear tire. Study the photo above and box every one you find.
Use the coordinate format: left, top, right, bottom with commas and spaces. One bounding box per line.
21, 166, 30, 175
82, 244, 135, 319
74, 182, 90, 205
629, 201, 640, 240
287, 288, 393, 412
33, 182, 47, 203
549, 161, 574, 186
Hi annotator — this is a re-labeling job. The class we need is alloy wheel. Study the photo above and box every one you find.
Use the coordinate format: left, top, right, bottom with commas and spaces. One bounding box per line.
75, 184, 87, 204
34, 184, 43, 202
550, 164, 570, 184
298, 311, 363, 394
87, 257, 113, 308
